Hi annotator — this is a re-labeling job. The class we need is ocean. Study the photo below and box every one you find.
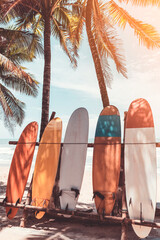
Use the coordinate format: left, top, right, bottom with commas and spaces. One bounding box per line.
0, 139, 93, 170
0, 138, 160, 174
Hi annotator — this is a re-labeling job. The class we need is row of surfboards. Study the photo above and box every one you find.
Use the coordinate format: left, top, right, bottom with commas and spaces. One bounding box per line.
4, 98, 156, 238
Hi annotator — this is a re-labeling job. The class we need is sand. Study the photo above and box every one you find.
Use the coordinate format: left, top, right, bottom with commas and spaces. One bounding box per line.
1, 166, 160, 240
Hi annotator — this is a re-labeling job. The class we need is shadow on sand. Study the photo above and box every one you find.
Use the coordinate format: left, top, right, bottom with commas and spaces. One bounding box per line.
0, 200, 141, 240
0, 184, 154, 240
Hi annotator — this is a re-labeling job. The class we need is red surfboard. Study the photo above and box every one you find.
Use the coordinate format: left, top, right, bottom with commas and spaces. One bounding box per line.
6, 121, 38, 219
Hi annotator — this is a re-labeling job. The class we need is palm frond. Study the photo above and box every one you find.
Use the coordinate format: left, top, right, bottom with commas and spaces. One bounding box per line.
91, 0, 127, 80
69, 0, 86, 47
0, 53, 39, 96
118, 0, 160, 7
51, 0, 62, 15
52, 0, 85, 50
1, 0, 23, 17
0, 72, 38, 97
51, 13, 78, 67
60, 0, 84, 15
0, 0, 40, 18
0, 83, 25, 127
15, 10, 38, 29
15, 9, 43, 36
53, 6, 71, 29
107, 0, 160, 49
0, 27, 43, 62
101, 56, 113, 88
6, 51, 34, 64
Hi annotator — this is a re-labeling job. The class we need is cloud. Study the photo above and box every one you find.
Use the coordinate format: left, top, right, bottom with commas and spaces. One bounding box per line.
51, 50, 101, 97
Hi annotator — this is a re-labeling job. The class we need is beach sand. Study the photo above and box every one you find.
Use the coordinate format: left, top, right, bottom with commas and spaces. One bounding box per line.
1, 166, 160, 240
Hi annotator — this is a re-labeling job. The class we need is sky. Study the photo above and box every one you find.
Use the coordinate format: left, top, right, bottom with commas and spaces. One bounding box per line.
1, 2, 160, 141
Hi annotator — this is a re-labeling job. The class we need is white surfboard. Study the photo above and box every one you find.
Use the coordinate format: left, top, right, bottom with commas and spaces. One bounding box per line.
59, 108, 89, 210
125, 98, 157, 238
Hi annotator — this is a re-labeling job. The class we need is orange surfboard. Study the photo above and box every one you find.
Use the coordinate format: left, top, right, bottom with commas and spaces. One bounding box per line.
93, 106, 121, 215
32, 118, 62, 219
6, 121, 38, 219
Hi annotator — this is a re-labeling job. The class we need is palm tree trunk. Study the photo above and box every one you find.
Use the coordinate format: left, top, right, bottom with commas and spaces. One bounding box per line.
86, 0, 110, 107
40, 13, 51, 140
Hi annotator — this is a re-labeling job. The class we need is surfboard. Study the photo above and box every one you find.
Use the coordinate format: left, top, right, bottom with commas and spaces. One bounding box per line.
124, 98, 157, 238
6, 121, 38, 219
93, 106, 121, 215
32, 117, 62, 219
59, 108, 89, 210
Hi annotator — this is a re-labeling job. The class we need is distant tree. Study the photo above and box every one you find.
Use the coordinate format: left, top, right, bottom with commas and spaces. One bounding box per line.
0, 27, 42, 133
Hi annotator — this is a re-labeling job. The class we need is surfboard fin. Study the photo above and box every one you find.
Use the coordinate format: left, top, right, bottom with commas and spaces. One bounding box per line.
140, 203, 143, 222
65, 204, 68, 212
102, 208, 105, 218
31, 198, 36, 205
3, 197, 7, 204
42, 200, 46, 207
15, 198, 20, 206
93, 191, 105, 200
7, 208, 12, 217
112, 192, 115, 200
35, 211, 40, 216
98, 208, 105, 221
129, 198, 132, 206
59, 190, 62, 196
71, 188, 79, 198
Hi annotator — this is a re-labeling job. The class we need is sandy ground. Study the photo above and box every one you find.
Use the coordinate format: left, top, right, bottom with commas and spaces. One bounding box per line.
1, 166, 160, 240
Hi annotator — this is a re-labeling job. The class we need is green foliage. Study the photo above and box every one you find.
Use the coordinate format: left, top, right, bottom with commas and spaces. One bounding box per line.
118, 0, 160, 7
84, 0, 160, 96
0, 0, 84, 137
0, 26, 42, 133
107, 0, 160, 49
2, 0, 83, 67
1, 0, 160, 112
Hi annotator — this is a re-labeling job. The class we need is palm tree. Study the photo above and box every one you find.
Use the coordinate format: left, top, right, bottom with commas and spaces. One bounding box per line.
1, 0, 82, 139
0, 27, 42, 133
2, 1, 159, 134
84, 0, 160, 107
